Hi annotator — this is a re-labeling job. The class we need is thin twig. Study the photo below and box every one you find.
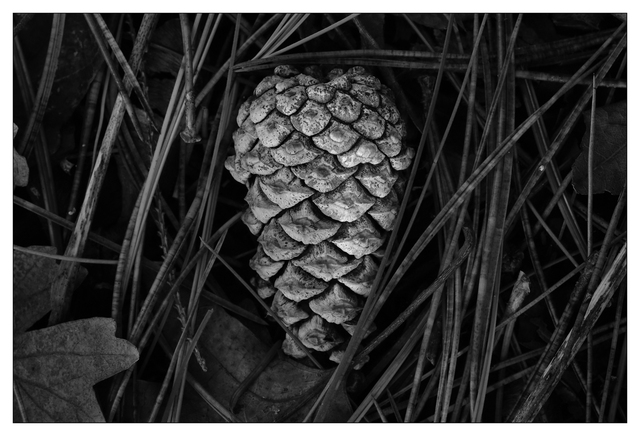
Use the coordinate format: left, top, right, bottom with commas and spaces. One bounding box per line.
68, 69, 105, 219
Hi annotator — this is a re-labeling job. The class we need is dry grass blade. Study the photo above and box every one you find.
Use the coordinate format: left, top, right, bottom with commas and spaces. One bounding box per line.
495, 272, 530, 421
437, 15, 484, 423
311, 15, 454, 419
598, 285, 625, 421
255, 13, 310, 59
195, 14, 283, 107
506, 251, 598, 420
184, 371, 238, 422
515, 70, 625, 88
13, 13, 626, 423
184, 206, 227, 336
148, 309, 213, 422
13, 13, 35, 36
392, 14, 487, 290
48, 14, 158, 326
526, 201, 580, 267
116, 15, 219, 343
67, 70, 105, 219
170, 302, 218, 422
13, 195, 121, 254
251, 13, 292, 59
587, 74, 597, 258
186, 15, 242, 306
519, 79, 587, 260
607, 332, 626, 422
13, 37, 61, 251
313, 14, 483, 421
106, 11, 242, 408
605, 51, 627, 104
107, 212, 240, 421
202, 241, 323, 369
437, 323, 624, 422
234, 48, 471, 72
229, 340, 283, 412
504, 27, 627, 230
403, 16, 456, 422
168, 13, 220, 145
267, 14, 360, 58
348, 308, 436, 421
372, 398, 389, 422
178, 13, 200, 143
83, 14, 147, 141
236, 59, 471, 74
172, 13, 220, 216
403, 13, 487, 121
92, 13, 158, 132
515, 28, 616, 65
125, 130, 214, 345
355, 228, 474, 366
373, 18, 592, 325
343, 43, 598, 419
584, 184, 627, 301
12, 245, 118, 265
17, 14, 65, 158
495, 262, 584, 332
112, 190, 143, 324
346, 230, 472, 421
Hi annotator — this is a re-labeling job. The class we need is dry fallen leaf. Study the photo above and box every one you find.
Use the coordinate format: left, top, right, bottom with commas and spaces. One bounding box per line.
13, 246, 57, 333
13, 123, 28, 189
13, 245, 88, 333
572, 100, 626, 195
145, 19, 184, 114
165, 304, 352, 422
14, 318, 139, 422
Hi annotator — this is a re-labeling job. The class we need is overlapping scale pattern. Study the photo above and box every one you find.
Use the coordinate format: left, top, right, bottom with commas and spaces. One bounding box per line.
225, 66, 415, 364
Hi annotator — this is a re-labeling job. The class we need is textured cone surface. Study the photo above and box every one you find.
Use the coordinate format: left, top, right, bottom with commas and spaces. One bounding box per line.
226, 66, 415, 363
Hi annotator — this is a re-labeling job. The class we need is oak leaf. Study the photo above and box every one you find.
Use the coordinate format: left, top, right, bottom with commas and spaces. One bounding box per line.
572, 100, 626, 195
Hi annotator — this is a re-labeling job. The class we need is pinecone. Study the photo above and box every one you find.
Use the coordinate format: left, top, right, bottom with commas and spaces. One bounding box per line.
225, 65, 415, 365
